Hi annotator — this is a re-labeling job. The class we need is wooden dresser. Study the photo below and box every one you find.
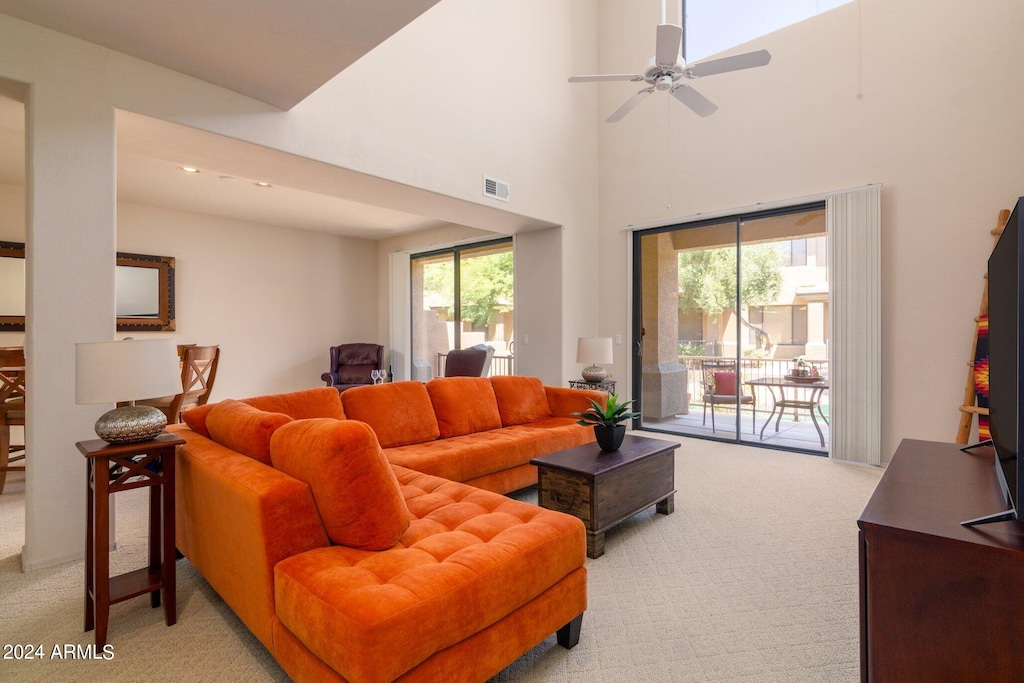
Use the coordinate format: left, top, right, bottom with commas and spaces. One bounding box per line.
858, 439, 1024, 681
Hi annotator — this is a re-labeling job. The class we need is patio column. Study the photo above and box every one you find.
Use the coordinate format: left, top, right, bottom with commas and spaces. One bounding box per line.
641, 233, 687, 420
805, 301, 827, 359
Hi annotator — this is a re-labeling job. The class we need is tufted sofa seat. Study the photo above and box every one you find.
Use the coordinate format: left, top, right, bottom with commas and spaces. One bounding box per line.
170, 380, 600, 681
273, 467, 586, 683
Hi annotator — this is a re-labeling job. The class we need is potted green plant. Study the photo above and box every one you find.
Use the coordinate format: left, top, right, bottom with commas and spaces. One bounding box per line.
572, 393, 640, 451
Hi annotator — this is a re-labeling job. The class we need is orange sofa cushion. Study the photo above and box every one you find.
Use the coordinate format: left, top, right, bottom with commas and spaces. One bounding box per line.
490, 376, 553, 426
182, 387, 345, 438
341, 381, 440, 448
270, 419, 411, 551
384, 417, 593, 487
273, 465, 586, 683
205, 400, 293, 466
544, 385, 608, 417
425, 377, 502, 439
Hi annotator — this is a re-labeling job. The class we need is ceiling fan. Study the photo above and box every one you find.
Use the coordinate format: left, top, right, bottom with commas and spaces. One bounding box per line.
569, 1, 771, 123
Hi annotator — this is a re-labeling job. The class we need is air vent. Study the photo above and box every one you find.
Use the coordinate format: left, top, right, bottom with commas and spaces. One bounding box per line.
483, 176, 509, 202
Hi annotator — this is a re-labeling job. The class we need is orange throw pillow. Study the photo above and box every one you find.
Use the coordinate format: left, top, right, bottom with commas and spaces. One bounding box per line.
490, 376, 553, 426
270, 419, 410, 550
181, 403, 215, 437
426, 377, 502, 438
341, 381, 440, 448
181, 387, 345, 438
205, 400, 293, 466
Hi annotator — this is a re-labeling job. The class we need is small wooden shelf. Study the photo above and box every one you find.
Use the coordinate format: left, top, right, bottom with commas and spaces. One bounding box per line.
79, 433, 184, 647
107, 568, 163, 604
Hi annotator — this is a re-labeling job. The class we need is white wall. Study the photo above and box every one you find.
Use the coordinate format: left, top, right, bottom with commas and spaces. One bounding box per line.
514, 227, 564, 384
596, 0, 1024, 460
117, 202, 379, 399
3, 187, 379, 398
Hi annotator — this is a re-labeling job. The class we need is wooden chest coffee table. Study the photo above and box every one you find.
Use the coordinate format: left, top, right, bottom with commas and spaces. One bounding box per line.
531, 434, 678, 558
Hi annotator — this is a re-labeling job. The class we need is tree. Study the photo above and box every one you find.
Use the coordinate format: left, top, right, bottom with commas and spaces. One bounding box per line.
678, 244, 784, 347
459, 251, 514, 327
421, 251, 514, 327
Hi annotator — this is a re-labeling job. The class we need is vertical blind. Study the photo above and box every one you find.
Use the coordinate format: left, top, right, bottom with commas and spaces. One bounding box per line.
827, 185, 882, 465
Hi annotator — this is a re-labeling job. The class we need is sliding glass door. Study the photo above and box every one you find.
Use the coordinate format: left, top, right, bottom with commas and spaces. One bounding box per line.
410, 238, 514, 380
633, 204, 830, 454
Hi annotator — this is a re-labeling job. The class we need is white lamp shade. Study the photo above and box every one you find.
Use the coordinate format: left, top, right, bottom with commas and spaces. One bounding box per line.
576, 337, 613, 364
76, 338, 182, 404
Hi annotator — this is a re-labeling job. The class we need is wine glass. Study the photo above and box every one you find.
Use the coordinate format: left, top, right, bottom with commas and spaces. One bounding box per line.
371, 369, 384, 384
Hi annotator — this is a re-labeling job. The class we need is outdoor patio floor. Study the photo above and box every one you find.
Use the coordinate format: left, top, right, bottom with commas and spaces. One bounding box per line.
642, 405, 830, 454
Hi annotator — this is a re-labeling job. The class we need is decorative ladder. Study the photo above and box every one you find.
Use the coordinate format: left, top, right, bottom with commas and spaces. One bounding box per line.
956, 208, 1011, 445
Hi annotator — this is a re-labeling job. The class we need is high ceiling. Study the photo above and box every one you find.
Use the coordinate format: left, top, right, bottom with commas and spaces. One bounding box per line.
0, 0, 441, 109
0, 1, 544, 240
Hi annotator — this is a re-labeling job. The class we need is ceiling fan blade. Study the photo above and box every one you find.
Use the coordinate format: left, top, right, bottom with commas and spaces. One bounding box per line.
568, 73, 645, 83
685, 49, 772, 78
671, 85, 718, 117
655, 23, 683, 66
606, 87, 655, 123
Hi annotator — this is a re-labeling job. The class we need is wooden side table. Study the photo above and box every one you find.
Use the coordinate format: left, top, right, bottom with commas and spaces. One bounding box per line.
569, 379, 616, 395
77, 432, 185, 647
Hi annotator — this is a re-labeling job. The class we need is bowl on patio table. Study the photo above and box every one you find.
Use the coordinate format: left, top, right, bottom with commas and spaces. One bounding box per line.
784, 374, 825, 384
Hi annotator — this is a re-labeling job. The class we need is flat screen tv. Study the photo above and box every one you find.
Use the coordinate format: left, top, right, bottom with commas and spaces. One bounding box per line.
963, 197, 1024, 526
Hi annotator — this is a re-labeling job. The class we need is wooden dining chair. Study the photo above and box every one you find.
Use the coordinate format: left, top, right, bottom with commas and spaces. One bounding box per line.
0, 346, 26, 494
138, 345, 220, 424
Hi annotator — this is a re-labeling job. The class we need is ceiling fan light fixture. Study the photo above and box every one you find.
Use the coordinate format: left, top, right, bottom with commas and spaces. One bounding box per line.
567, 6, 770, 123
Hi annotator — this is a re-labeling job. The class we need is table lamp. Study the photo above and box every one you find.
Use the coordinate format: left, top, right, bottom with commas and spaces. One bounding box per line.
576, 337, 613, 383
76, 338, 182, 444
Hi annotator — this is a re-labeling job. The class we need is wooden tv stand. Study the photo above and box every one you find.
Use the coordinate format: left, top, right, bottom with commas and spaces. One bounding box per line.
858, 439, 1024, 681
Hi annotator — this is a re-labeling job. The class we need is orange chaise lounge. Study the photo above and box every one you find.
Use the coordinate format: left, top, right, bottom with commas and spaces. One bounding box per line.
169, 377, 606, 682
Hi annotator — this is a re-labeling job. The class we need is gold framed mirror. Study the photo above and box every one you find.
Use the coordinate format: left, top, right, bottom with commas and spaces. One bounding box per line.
0, 242, 175, 332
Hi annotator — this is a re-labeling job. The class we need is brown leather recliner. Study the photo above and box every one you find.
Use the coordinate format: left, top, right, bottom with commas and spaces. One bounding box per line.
322, 343, 384, 393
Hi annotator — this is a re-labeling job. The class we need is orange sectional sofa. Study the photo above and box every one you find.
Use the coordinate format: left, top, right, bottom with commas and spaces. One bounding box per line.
169, 377, 606, 682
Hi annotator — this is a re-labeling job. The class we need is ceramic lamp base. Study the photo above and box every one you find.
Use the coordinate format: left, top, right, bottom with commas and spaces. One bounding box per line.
95, 405, 167, 444
582, 364, 607, 383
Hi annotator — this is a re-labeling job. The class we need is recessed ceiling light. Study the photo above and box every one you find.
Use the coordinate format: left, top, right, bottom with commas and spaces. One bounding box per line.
177, 166, 200, 174
253, 181, 272, 188
218, 175, 237, 181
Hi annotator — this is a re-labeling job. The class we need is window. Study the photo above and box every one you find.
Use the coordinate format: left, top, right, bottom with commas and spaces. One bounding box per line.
684, 0, 853, 62
749, 305, 808, 346
410, 238, 513, 378
781, 239, 808, 267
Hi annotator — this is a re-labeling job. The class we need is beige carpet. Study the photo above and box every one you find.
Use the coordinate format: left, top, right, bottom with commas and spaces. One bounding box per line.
0, 434, 881, 682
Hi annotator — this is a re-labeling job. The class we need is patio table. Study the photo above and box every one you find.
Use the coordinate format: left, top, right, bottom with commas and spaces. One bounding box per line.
746, 376, 829, 448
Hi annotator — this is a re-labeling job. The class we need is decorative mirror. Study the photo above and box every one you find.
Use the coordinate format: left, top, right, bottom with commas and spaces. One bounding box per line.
0, 242, 175, 332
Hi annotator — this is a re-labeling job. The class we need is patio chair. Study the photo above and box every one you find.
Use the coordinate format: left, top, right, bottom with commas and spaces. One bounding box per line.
701, 359, 756, 434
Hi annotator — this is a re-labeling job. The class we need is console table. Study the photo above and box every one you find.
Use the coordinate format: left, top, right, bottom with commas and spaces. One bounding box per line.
79, 432, 185, 647
858, 439, 1024, 681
